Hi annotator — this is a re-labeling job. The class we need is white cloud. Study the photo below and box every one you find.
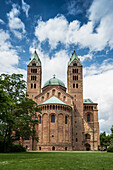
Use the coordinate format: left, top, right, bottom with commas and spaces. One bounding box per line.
21, 0, 30, 17
0, 29, 26, 79
79, 54, 92, 62
83, 60, 113, 133
35, 0, 113, 51
0, 19, 5, 24
7, 4, 26, 39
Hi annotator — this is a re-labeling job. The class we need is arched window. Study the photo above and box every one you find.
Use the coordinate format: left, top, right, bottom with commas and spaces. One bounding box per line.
87, 114, 90, 122
65, 116, 67, 124
34, 84, 36, 88
85, 133, 90, 139
51, 114, 55, 123
53, 105, 55, 110
31, 83, 33, 88
32, 63, 36, 66
73, 63, 77, 66
65, 147, 67, 151
52, 146, 55, 150
39, 116, 41, 124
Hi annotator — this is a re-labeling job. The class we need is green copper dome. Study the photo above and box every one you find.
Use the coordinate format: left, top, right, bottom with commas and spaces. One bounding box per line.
44, 76, 65, 88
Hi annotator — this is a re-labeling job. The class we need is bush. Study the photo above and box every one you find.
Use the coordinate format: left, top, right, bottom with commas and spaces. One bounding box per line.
107, 145, 113, 152
9, 144, 26, 153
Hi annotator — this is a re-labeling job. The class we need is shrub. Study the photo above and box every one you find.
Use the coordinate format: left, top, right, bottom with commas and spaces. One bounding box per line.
107, 145, 113, 152
9, 144, 26, 152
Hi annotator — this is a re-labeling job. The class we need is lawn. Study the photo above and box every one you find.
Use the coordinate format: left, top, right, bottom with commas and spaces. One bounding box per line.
0, 152, 113, 170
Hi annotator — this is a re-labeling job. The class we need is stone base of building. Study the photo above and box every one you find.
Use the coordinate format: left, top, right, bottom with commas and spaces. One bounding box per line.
36, 144, 72, 151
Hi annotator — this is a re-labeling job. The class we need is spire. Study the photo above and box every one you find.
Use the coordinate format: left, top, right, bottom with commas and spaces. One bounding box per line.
68, 50, 81, 66
27, 50, 41, 66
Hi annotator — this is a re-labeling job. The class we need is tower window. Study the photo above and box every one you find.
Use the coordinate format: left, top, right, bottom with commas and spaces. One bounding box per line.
31, 83, 33, 88
34, 84, 36, 88
76, 84, 78, 88
31, 76, 36, 80
73, 76, 78, 80
51, 114, 55, 123
87, 114, 90, 122
72, 69, 78, 74
73, 83, 75, 88
39, 116, 41, 124
31, 69, 37, 73
73, 63, 77, 66
76, 138, 78, 142
65, 116, 67, 124
32, 63, 36, 66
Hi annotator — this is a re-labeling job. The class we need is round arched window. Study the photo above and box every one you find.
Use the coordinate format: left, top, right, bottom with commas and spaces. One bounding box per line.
51, 114, 55, 123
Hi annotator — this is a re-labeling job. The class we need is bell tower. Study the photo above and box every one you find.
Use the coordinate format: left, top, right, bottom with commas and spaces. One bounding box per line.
67, 50, 84, 150
27, 50, 42, 99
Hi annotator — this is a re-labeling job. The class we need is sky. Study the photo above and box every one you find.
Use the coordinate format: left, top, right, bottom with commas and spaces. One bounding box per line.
0, 0, 113, 134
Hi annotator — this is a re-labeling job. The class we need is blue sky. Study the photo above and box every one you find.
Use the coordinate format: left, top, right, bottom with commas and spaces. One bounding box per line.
0, 0, 113, 134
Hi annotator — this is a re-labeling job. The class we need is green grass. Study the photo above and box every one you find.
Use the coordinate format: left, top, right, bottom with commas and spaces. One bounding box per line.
0, 152, 113, 170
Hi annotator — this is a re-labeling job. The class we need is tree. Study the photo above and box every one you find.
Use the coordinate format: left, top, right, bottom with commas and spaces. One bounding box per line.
14, 98, 41, 150
100, 132, 111, 149
0, 73, 41, 152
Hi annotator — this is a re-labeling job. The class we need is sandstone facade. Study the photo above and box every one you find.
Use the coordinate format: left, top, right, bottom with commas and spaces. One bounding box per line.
24, 50, 100, 151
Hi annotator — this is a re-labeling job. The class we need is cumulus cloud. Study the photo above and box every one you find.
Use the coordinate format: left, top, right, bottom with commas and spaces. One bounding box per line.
21, 0, 30, 17
7, 4, 26, 39
35, 0, 113, 51
0, 29, 26, 79
83, 60, 113, 133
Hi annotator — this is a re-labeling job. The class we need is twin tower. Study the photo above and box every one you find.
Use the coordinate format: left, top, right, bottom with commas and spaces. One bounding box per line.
26, 50, 100, 151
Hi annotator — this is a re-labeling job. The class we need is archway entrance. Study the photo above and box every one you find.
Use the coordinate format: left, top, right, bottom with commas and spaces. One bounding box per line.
85, 143, 91, 151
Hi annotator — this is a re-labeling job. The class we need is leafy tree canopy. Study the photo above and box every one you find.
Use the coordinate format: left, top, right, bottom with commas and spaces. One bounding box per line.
0, 73, 41, 152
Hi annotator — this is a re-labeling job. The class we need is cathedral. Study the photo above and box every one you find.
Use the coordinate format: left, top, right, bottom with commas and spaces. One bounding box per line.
26, 50, 100, 151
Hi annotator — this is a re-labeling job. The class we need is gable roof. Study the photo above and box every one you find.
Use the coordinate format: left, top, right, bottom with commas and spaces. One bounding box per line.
68, 50, 82, 66
28, 50, 41, 66
40, 96, 68, 106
